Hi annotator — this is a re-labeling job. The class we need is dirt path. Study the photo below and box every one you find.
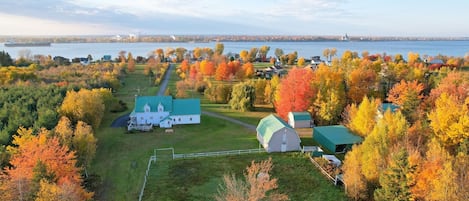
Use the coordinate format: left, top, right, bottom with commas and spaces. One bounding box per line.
202, 111, 257, 131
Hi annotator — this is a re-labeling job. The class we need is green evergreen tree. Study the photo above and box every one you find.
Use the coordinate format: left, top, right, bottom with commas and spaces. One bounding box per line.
374, 148, 414, 201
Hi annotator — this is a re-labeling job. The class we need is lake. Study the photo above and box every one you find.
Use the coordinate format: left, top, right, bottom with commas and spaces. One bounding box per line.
2, 40, 468, 60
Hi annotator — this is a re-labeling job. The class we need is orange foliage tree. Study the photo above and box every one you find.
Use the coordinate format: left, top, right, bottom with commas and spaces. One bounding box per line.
387, 80, 424, 122
1, 127, 92, 200
200, 59, 215, 76
347, 66, 377, 104
274, 68, 314, 120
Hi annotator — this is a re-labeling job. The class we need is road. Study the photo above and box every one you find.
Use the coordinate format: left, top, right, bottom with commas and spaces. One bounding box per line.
157, 63, 174, 96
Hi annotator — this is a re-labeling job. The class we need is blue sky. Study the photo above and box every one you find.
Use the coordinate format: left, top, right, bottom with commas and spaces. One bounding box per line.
0, 0, 468, 37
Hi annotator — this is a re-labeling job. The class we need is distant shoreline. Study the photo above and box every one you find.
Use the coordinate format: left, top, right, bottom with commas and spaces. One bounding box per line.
1, 35, 468, 44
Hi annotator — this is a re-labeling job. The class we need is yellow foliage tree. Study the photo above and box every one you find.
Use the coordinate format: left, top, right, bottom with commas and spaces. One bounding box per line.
59, 89, 105, 129
428, 93, 469, 149
347, 96, 380, 137
342, 146, 368, 201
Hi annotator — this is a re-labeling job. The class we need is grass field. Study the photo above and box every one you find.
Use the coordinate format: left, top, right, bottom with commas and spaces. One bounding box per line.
143, 153, 347, 201
91, 63, 343, 201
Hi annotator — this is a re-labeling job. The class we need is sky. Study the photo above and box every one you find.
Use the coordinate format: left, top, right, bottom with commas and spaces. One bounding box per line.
0, 0, 468, 37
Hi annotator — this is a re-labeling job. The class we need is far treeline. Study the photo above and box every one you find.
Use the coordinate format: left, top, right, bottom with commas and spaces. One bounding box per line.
2, 34, 469, 43
0, 43, 468, 201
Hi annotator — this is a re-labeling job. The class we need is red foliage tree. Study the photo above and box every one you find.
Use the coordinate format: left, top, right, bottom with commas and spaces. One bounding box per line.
274, 68, 315, 120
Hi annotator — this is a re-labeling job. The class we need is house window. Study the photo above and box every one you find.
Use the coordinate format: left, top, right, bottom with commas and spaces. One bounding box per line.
190, 117, 192, 121
160, 116, 162, 119
140, 117, 144, 120
178, 118, 181, 122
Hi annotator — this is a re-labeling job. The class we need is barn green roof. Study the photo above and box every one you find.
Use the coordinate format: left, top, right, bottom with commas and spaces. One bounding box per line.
172, 99, 201, 115
313, 125, 362, 153
257, 114, 292, 143
290, 112, 312, 121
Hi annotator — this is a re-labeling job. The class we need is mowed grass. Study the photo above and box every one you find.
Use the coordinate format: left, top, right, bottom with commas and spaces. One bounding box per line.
143, 152, 347, 201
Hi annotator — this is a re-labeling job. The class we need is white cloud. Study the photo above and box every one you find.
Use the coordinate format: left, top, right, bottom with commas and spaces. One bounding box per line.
0, 13, 122, 35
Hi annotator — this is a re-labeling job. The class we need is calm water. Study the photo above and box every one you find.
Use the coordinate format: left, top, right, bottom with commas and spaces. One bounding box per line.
2, 40, 469, 60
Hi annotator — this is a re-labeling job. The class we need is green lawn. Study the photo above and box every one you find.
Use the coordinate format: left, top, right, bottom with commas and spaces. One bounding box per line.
91, 62, 342, 201
143, 153, 347, 201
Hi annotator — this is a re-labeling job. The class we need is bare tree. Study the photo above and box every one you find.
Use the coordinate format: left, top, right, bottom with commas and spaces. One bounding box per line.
215, 158, 289, 201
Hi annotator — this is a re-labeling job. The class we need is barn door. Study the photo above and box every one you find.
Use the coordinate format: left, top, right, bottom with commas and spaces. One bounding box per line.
281, 132, 287, 152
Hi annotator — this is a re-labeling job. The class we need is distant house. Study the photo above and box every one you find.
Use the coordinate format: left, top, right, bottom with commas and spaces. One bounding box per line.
377, 103, 399, 119
256, 114, 301, 153
102, 55, 112, 62
128, 96, 201, 131
287, 112, 313, 128
313, 125, 362, 153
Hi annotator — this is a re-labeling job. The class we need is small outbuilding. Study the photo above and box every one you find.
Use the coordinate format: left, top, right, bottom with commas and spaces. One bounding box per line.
257, 114, 301, 153
313, 125, 362, 153
287, 112, 313, 128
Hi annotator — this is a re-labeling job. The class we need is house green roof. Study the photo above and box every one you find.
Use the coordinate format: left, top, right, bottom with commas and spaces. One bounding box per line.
257, 114, 292, 143
133, 96, 172, 113
172, 99, 201, 115
290, 112, 312, 121
381, 103, 399, 113
313, 125, 362, 153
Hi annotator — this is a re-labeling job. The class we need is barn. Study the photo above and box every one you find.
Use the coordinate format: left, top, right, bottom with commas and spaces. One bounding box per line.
313, 125, 362, 153
287, 112, 313, 128
257, 114, 301, 153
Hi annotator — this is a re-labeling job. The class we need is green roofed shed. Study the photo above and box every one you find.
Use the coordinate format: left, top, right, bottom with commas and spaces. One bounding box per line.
288, 112, 313, 128
313, 125, 362, 153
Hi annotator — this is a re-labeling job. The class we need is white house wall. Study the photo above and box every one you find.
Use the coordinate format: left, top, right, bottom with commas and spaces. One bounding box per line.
134, 111, 170, 125
170, 115, 200, 125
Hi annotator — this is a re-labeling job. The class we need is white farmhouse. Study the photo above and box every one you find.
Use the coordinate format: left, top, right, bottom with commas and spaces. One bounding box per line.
127, 96, 200, 131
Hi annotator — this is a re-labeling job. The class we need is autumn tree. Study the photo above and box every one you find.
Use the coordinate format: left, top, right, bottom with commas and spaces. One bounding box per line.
428, 93, 469, 149
214, 43, 224, 56
312, 64, 346, 125
264, 75, 280, 106
242, 62, 255, 79
54, 116, 74, 148
297, 57, 305, 67
72, 121, 97, 177
229, 81, 255, 112
427, 71, 469, 107
154, 48, 164, 61
59, 89, 105, 129
258, 45, 270, 62
204, 83, 232, 104
374, 148, 414, 201
342, 146, 368, 201
346, 96, 380, 137
274, 48, 284, 60
240, 50, 249, 63
274, 68, 314, 120
214, 158, 288, 201
215, 62, 230, 81
248, 47, 259, 62
200, 59, 215, 76
127, 52, 135, 72
347, 66, 377, 104
1, 127, 92, 200
254, 79, 268, 105
179, 59, 190, 75
387, 80, 424, 122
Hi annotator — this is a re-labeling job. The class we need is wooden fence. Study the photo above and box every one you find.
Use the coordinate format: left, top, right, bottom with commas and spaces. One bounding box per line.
138, 147, 265, 201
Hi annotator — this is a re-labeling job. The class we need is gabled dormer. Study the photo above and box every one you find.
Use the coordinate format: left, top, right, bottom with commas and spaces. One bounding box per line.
158, 102, 164, 112
144, 103, 151, 113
